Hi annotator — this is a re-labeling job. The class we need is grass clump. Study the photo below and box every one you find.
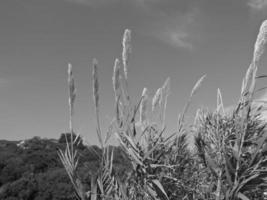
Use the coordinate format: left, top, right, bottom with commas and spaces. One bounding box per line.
59, 20, 267, 200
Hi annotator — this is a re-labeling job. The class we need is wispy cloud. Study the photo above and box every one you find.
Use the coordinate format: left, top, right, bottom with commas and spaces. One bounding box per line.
136, 2, 199, 49
149, 21, 194, 49
247, 0, 267, 10
162, 30, 192, 49
157, 12, 196, 49
64, 0, 199, 49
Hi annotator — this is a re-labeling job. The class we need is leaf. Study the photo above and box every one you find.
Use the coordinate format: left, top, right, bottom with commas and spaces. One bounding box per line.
115, 132, 144, 166
238, 173, 259, 192
147, 184, 158, 199
249, 131, 267, 167
205, 153, 219, 177
225, 159, 233, 186
255, 86, 267, 93
232, 141, 239, 161
237, 192, 250, 200
151, 179, 169, 200
97, 178, 104, 195
91, 176, 98, 200
256, 74, 267, 79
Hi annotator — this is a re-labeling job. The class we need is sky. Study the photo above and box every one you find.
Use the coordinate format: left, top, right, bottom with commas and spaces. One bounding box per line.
0, 0, 267, 144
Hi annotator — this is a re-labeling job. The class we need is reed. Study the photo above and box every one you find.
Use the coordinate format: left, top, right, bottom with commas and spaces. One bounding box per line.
58, 19, 267, 200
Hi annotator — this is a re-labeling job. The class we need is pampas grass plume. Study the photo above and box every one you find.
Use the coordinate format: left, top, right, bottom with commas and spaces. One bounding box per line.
68, 63, 76, 117
140, 87, 148, 124
160, 77, 170, 127
160, 77, 170, 109
92, 58, 99, 109
122, 29, 131, 79
152, 88, 162, 112
67, 63, 76, 138
253, 20, 267, 66
193, 109, 201, 126
242, 63, 257, 98
112, 58, 121, 100
217, 88, 224, 114
191, 75, 206, 97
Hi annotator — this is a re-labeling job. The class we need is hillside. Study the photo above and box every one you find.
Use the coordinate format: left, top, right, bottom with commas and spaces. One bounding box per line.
0, 135, 131, 200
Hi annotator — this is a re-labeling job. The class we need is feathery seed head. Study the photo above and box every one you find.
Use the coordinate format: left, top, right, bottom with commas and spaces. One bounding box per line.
244, 64, 253, 89
217, 88, 224, 114
92, 58, 99, 108
242, 64, 257, 97
115, 96, 121, 126
162, 77, 170, 93
253, 20, 267, 66
141, 87, 148, 99
249, 65, 257, 95
68, 63, 76, 115
160, 77, 170, 104
152, 88, 162, 112
112, 58, 121, 99
122, 29, 131, 79
241, 78, 246, 96
140, 87, 148, 124
191, 75, 206, 97
68, 63, 72, 78
160, 78, 170, 126
193, 109, 201, 126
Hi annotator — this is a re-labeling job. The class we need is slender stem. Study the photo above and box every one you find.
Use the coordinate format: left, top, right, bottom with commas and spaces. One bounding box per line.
69, 102, 74, 166
215, 169, 222, 200
96, 106, 103, 149
234, 104, 249, 188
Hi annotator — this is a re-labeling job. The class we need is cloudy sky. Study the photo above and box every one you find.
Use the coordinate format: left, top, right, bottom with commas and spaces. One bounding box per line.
0, 0, 267, 143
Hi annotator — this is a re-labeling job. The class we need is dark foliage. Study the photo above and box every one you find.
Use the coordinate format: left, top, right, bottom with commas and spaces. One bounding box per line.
0, 136, 130, 200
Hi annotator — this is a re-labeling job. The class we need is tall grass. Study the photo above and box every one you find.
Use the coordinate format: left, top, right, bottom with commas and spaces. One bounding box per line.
59, 20, 267, 200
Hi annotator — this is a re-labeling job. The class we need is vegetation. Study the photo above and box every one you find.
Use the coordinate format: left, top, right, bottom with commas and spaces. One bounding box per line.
59, 19, 267, 200
1, 20, 267, 200
0, 137, 130, 200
